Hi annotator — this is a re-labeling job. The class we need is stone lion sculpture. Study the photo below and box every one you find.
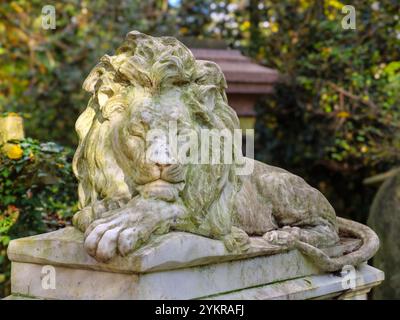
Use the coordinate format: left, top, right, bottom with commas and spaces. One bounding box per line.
72, 31, 379, 271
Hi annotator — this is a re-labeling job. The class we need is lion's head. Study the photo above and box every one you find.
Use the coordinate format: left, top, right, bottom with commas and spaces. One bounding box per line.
73, 31, 243, 238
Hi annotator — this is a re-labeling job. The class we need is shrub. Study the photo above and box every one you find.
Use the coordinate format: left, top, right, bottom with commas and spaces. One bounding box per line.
253, 1, 400, 222
0, 138, 77, 297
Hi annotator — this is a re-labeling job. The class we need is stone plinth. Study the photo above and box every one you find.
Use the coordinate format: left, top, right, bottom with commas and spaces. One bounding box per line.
6, 228, 383, 300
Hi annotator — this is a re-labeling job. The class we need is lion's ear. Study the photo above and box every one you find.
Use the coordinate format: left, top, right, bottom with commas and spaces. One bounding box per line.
196, 85, 218, 113
194, 60, 227, 90
83, 55, 114, 93
83, 68, 101, 93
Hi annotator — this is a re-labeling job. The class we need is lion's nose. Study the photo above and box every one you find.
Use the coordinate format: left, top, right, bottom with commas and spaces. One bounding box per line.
158, 163, 185, 183
155, 163, 171, 171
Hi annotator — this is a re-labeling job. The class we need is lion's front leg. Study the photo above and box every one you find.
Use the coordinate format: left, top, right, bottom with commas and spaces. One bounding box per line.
83, 198, 187, 262
73, 196, 131, 232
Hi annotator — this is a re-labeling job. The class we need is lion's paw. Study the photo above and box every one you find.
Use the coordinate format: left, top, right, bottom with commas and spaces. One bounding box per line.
263, 226, 301, 248
72, 207, 94, 232
73, 198, 131, 233
83, 207, 173, 262
222, 227, 251, 253
84, 212, 144, 262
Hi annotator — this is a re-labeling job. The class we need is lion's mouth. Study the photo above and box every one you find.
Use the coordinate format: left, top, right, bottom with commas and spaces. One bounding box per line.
136, 179, 184, 202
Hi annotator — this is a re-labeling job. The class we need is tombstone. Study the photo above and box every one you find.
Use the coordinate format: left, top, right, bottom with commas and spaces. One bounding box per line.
367, 169, 400, 299
0, 114, 25, 160
0, 114, 25, 146
5, 32, 383, 300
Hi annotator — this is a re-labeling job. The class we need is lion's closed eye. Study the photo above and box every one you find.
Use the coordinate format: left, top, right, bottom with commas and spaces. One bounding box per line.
102, 103, 125, 119
127, 122, 146, 139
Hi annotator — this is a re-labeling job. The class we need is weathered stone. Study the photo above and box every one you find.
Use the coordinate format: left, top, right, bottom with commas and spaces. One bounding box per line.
6, 264, 384, 300
207, 264, 384, 300
368, 171, 400, 299
5, 265, 384, 300
6, 31, 383, 300
68, 30, 379, 273
7, 227, 361, 274
7, 228, 379, 300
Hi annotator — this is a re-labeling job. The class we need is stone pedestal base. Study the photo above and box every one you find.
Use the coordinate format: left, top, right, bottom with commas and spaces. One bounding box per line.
5, 227, 384, 300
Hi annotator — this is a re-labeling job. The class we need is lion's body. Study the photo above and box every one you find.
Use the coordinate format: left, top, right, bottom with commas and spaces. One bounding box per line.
72, 31, 379, 271
233, 159, 338, 244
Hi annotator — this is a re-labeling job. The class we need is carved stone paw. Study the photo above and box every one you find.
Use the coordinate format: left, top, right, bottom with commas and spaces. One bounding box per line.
73, 207, 94, 232
263, 226, 301, 248
83, 210, 154, 262
82, 200, 185, 262
73, 198, 130, 233
222, 226, 251, 253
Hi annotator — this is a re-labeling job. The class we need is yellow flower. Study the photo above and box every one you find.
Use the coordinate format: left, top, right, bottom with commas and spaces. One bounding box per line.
10, 2, 24, 14
179, 27, 189, 35
242, 21, 251, 30
337, 111, 350, 119
361, 145, 369, 153
5, 144, 23, 160
270, 22, 279, 33
321, 47, 332, 57
327, 0, 345, 10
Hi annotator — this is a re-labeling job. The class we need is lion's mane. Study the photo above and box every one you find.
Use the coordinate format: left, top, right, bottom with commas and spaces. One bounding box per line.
73, 31, 242, 238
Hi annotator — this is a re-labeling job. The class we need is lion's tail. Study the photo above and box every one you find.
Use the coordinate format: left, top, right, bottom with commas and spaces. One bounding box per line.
294, 217, 380, 272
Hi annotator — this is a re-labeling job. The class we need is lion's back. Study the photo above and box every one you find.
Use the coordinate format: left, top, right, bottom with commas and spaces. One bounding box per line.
234, 158, 338, 233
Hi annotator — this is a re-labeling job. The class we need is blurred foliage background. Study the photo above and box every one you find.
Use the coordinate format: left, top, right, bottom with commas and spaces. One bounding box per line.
0, 0, 399, 297
0, 137, 76, 296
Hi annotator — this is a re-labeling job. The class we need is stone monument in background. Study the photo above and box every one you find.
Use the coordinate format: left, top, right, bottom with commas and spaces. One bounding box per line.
368, 169, 400, 299
5, 32, 383, 300
0, 113, 25, 154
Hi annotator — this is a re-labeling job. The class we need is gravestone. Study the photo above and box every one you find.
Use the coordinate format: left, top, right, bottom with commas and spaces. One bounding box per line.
368, 171, 400, 299
0, 113, 25, 153
5, 31, 383, 300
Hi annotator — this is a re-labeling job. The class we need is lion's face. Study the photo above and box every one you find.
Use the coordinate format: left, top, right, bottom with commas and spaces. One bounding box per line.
107, 84, 194, 202
74, 32, 241, 235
